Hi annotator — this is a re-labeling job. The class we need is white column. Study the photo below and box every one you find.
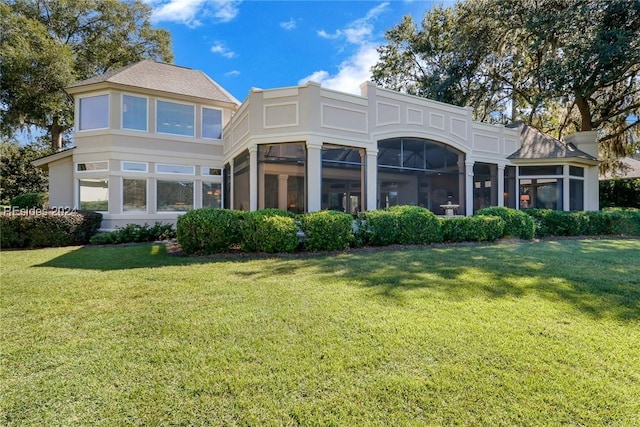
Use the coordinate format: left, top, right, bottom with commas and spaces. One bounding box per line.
366, 148, 378, 211
465, 160, 474, 216
565, 131, 599, 211
278, 174, 289, 211
306, 139, 322, 212
497, 165, 505, 207
563, 165, 571, 211
249, 146, 258, 211
228, 161, 234, 210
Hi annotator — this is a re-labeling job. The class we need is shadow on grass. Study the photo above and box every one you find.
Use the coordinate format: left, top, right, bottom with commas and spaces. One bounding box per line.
35, 239, 640, 321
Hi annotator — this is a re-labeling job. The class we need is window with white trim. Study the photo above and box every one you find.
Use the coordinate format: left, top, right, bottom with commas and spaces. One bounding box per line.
123, 178, 147, 212
79, 94, 109, 130
156, 164, 195, 175
122, 161, 148, 172
157, 100, 194, 137
79, 179, 108, 211
157, 180, 193, 211
77, 161, 109, 172
202, 107, 222, 139
122, 95, 147, 131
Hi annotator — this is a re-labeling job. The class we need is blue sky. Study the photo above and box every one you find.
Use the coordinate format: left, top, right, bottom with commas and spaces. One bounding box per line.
145, 0, 453, 102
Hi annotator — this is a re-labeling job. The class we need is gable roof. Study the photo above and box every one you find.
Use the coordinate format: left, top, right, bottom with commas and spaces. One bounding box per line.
600, 156, 640, 179
507, 123, 597, 163
66, 60, 240, 105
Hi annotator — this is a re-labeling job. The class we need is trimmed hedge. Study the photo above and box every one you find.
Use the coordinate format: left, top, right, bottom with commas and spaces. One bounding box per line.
176, 209, 243, 255
475, 207, 535, 240
360, 206, 443, 245
389, 205, 443, 244
600, 178, 640, 208
525, 208, 640, 237
441, 216, 505, 242
10, 192, 48, 209
0, 210, 102, 249
90, 222, 176, 245
299, 210, 353, 251
361, 209, 398, 246
240, 210, 299, 253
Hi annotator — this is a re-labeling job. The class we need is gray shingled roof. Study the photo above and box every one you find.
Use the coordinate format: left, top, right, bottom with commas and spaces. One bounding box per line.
507, 123, 597, 162
600, 156, 640, 179
66, 60, 240, 105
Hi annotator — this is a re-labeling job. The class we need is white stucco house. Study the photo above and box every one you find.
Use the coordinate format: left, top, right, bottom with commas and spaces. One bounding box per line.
33, 61, 600, 229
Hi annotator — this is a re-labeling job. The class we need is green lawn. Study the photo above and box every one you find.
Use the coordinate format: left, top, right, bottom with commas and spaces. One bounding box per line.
1, 239, 639, 426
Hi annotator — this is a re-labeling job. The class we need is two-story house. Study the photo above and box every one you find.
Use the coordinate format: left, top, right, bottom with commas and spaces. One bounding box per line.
34, 60, 600, 229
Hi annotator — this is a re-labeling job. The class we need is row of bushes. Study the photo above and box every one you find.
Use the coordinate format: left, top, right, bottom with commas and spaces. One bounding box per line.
525, 207, 640, 237
176, 206, 535, 255
1, 211, 102, 249
90, 222, 176, 245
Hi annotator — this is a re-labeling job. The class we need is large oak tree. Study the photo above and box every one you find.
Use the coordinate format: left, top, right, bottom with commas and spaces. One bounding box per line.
1, 0, 173, 151
371, 0, 640, 169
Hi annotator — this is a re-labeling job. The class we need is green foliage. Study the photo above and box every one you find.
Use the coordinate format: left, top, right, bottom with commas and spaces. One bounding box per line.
360, 209, 398, 246
372, 0, 640, 158
600, 179, 640, 208
524, 208, 640, 237
524, 210, 587, 237
176, 209, 242, 255
388, 205, 443, 244
0, 210, 102, 248
10, 192, 48, 209
441, 216, 505, 242
1, 1, 173, 149
475, 207, 535, 240
239, 210, 299, 253
0, 142, 50, 204
90, 222, 175, 245
299, 210, 354, 251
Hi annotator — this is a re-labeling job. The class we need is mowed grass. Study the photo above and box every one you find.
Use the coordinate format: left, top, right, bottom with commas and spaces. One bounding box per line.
1, 239, 639, 426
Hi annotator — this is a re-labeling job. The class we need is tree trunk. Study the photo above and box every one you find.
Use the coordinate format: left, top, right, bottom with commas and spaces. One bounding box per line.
50, 118, 64, 151
574, 94, 593, 131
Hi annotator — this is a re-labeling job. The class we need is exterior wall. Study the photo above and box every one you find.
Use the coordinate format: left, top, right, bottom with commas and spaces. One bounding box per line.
47, 156, 74, 209
69, 86, 235, 229
224, 81, 521, 215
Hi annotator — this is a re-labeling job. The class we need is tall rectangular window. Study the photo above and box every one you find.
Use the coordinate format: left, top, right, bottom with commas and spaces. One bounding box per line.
79, 179, 108, 211
203, 182, 222, 208
570, 179, 584, 210
122, 95, 147, 131
157, 100, 194, 137
157, 181, 193, 211
202, 107, 222, 139
123, 179, 147, 212
79, 94, 109, 130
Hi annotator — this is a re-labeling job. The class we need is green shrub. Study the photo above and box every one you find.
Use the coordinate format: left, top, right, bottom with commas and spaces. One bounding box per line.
475, 207, 535, 239
441, 216, 505, 242
600, 178, 640, 208
523, 209, 588, 237
90, 222, 176, 245
240, 210, 299, 253
176, 209, 242, 255
10, 192, 48, 209
0, 210, 102, 249
602, 208, 640, 235
360, 209, 398, 246
299, 210, 353, 251
388, 205, 443, 244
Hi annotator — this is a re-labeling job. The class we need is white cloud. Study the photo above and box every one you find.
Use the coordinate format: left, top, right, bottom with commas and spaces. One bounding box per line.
211, 41, 236, 58
225, 70, 241, 77
300, 2, 390, 94
280, 18, 297, 31
298, 44, 380, 94
148, 0, 241, 27
316, 1, 388, 44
